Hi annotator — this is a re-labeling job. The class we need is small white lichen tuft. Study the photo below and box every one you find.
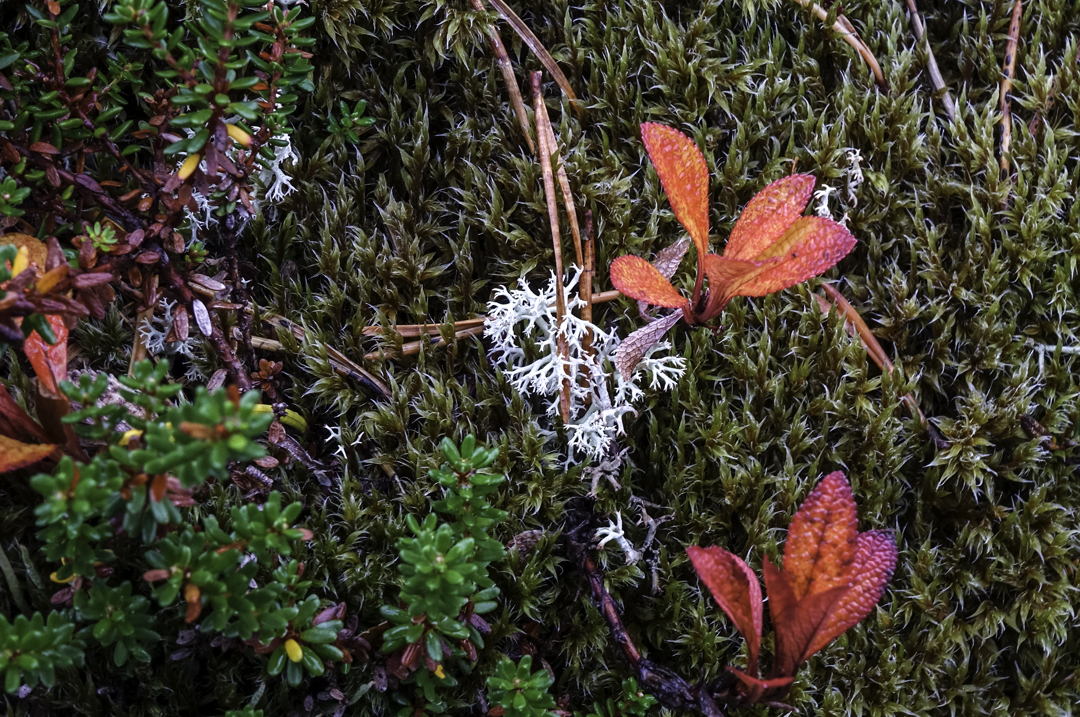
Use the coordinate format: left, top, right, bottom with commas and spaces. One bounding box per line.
486, 269, 686, 461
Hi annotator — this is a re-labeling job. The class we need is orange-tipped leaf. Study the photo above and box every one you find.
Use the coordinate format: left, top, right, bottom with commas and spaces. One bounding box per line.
724, 175, 815, 261
734, 217, 857, 297
783, 471, 859, 599
687, 546, 763, 674
610, 255, 689, 309
806, 529, 897, 657
641, 123, 710, 262
0, 435, 56, 473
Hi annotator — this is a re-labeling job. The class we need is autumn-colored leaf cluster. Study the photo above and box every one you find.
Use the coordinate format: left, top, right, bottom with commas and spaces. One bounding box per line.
610, 123, 857, 378
687, 472, 897, 705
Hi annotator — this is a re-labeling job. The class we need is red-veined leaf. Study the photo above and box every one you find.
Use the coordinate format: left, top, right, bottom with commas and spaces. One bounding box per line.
733, 217, 857, 297
610, 255, 688, 309
23, 314, 69, 397
613, 310, 681, 380
687, 546, 763, 674
763, 556, 849, 678
0, 435, 56, 473
641, 123, 710, 261
724, 175, 815, 261
782, 471, 858, 599
806, 529, 897, 657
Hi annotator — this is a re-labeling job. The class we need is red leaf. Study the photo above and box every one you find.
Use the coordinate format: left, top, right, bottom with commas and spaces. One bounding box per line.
763, 556, 848, 678
640, 123, 710, 262
724, 175, 815, 261
783, 471, 858, 599
687, 546, 763, 674
732, 217, 857, 298
610, 255, 688, 309
806, 530, 898, 657
700, 254, 774, 317
0, 435, 56, 473
23, 315, 69, 397
0, 384, 51, 445
727, 667, 794, 702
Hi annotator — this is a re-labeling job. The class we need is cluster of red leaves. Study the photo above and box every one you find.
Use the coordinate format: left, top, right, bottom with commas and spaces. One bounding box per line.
687, 472, 897, 705
610, 123, 857, 378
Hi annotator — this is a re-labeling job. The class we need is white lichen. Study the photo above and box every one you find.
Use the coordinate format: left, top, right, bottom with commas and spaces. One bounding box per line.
485, 268, 686, 461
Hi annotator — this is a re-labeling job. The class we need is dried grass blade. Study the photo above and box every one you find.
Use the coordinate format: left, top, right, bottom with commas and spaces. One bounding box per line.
262, 314, 391, 398
579, 213, 596, 402
904, 0, 957, 122
816, 284, 926, 427
362, 318, 487, 338
540, 110, 583, 266
470, 0, 535, 154
128, 304, 156, 377
533, 71, 571, 422
364, 325, 487, 361
792, 0, 886, 87
487, 0, 582, 116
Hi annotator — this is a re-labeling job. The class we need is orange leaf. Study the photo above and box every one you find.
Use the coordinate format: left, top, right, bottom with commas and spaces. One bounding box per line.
782, 471, 858, 600
724, 175, 815, 261
700, 254, 774, 317
640, 123, 710, 262
0, 435, 56, 473
687, 546, 763, 674
23, 315, 69, 397
610, 255, 688, 309
806, 529, 897, 657
733, 217, 857, 297
763, 556, 848, 678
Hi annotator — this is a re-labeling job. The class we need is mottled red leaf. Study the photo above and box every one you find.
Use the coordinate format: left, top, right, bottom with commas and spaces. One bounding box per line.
641, 123, 710, 261
610, 255, 688, 309
0, 385, 51, 444
783, 471, 858, 599
724, 175, 815, 261
687, 546, 763, 674
23, 314, 69, 397
0, 435, 56, 473
806, 530, 897, 657
763, 556, 849, 678
733, 217, 857, 298
613, 310, 681, 380
701, 254, 774, 317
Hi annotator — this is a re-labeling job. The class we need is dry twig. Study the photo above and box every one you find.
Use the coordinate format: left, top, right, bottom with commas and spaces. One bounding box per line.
903, 0, 957, 122
469, 0, 535, 154
815, 283, 927, 428
999, 0, 1023, 175
791, 0, 886, 87
532, 71, 572, 422
486, 0, 582, 116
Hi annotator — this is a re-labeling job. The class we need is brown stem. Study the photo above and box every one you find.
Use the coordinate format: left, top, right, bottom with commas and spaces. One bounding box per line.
469, 0, 535, 155
791, 0, 886, 87
903, 0, 957, 122
532, 71, 571, 423
999, 0, 1023, 176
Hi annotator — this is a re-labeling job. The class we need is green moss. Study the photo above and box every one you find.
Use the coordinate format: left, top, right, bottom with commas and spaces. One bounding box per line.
5, 0, 1080, 714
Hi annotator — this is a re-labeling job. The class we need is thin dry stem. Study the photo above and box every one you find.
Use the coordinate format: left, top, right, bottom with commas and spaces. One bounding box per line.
486, 0, 582, 116
1000, 0, 1023, 175
469, 0, 535, 155
364, 325, 487, 361
580, 212, 596, 402
816, 283, 927, 428
532, 71, 571, 422
540, 111, 583, 266
904, 0, 957, 121
792, 0, 886, 87
362, 318, 487, 338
